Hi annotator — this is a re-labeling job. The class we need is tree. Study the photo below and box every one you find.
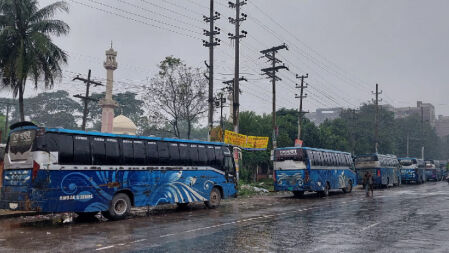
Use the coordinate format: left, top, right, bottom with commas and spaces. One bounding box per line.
0, 0, 69, 121
145, 56, 208, 139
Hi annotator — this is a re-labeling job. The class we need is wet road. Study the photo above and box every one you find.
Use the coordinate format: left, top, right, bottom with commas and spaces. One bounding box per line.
1, 182, 449, 252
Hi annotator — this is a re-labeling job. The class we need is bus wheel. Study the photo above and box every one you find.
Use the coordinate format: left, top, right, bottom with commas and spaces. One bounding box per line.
103, 193, 131, 221
343, 180, 353, 193
293, 191, 304, 198
205, 187, 221, 209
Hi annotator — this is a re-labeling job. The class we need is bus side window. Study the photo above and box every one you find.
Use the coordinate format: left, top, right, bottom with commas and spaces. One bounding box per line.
179, 144, 190, 164
57, 134, 74, 165
189, 144, 199, 165
106, 138, 120, 165
198, 145, 207, 165
73, 136, 91, 165
157, 142, 169, 164
215, 146, 224, 168
91, 137, 106, 165
168, 143, 180, 165
146, 142, 158, 164
206, 146, 216, 166
133, 141, 146, 165
122, 139, 134, 165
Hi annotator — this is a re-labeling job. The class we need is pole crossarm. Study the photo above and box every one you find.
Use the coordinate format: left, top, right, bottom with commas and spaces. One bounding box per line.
73, 76, 103, 87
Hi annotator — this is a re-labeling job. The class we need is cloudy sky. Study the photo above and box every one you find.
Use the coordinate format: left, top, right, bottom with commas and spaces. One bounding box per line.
4, 0, 449, 119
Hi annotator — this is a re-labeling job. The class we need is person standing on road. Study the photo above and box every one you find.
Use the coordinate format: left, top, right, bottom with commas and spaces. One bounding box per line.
363, 171, 374, 197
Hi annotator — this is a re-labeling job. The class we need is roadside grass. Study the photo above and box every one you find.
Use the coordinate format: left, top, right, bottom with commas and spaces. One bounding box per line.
238, 179, 274, 197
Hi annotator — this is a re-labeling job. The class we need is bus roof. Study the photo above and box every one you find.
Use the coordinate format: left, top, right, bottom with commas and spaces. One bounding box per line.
9, 123, 227, 146
356, 153, 398, 159
275, 146, 351, 155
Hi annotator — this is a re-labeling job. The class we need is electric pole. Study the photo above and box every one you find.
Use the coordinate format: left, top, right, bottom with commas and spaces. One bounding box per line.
73, 69, 103, 131
372, 83, 382, 153
228, 0, 247, 133
421, 106, 425, 159
215, 92, 227, 141
295, 73, 308, 141
350, 109, 358, 154
203, 0, 221, 141
260, 44, 289, 149
222, 77, 247, 124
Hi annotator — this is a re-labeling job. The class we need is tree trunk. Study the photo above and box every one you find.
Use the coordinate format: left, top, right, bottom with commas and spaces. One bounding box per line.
18, 80, 25, 122
187, 119, 191, 140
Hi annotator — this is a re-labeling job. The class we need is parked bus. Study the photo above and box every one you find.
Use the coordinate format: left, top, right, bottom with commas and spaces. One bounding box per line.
273, 147, 356, 197
354, 154, 401, 188
425, 160, 439, 181
0, 122, 237, 220
398, 158, 425, 184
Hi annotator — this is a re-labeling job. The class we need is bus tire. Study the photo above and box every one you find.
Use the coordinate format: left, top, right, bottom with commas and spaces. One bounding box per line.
342, 180, 353, 193
103, 193, 131, 221
293, 191, 304, 198
205, 187, 222, 209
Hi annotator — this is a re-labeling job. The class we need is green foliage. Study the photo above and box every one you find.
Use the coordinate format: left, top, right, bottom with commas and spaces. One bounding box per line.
0, 0, 70, 121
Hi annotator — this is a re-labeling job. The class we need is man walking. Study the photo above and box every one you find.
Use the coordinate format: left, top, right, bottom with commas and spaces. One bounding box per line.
363, 171, 374, 197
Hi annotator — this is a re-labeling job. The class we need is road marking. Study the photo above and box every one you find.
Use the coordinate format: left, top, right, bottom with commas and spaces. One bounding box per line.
96, 245, 115, 251
95, 194, 368, 251
159, 233, 176, 238
361, 222, 380, 231
130, 239, 147, 244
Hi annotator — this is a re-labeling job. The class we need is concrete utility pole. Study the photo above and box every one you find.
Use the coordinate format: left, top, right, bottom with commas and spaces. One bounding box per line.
228, 0, 247, 133
261, 44, 289, 149
215, 92, 227, 141
350, 109, 358, 154
421, 106, 425, 159
73, 69, 103, 131
295, 73, 308, 141
222, 77, 247, 124
372, 83, 382, 153
203, 0, 221, 141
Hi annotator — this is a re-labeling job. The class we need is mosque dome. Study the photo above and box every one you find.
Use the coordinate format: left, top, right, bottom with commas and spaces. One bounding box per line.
112, 115, 137, 135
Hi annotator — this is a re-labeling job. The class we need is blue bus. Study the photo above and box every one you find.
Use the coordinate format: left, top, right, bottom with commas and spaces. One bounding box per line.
398, 158, 425, 184
425, 160, 439, 181
0, 122, 237, 220
273, 147, 357, 197
354, 154, 401, 188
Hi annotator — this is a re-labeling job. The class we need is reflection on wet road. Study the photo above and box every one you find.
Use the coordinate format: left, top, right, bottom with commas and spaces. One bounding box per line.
1, 182, 449, 252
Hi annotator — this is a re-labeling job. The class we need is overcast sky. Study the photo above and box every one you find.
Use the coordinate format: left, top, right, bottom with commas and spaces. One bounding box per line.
3, 0, 449, 119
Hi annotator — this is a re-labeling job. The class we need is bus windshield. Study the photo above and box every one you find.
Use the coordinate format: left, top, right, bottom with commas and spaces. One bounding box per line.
355, 156, 377, 163
274, 149, 305, 162
8, 129, 36, 161
399, 159, 414, 166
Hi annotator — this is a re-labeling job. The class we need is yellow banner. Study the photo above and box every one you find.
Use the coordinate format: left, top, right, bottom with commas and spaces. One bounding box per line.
224, 130, 269, 150
245, 136, 269, 149
224, 130, 247, 147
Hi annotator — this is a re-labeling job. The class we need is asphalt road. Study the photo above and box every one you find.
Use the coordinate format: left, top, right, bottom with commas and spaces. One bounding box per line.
0, 182, 449, 252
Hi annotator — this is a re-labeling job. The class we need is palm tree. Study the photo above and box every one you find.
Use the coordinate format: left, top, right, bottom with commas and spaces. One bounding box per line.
0, 0, 69, 121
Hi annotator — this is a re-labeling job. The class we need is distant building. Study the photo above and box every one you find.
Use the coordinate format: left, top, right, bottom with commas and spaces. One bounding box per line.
436, 115, 449, 138
307, 107, 343, 125
393, 101, 435, 127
